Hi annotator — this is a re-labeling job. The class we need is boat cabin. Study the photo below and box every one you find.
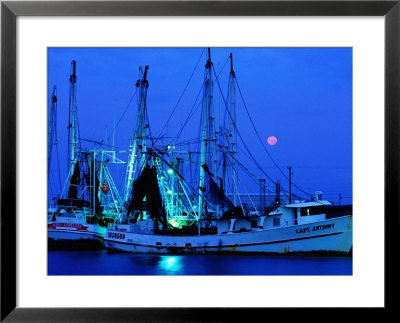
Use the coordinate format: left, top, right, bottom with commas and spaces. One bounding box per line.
216, 199, 333, 234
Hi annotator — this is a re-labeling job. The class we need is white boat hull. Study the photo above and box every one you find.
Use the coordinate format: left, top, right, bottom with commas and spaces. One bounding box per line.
48, 222, 106, 249
105, 215, 352, 255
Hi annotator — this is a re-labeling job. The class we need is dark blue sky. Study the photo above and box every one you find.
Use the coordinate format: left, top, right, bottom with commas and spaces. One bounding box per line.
48, 47, 352, 205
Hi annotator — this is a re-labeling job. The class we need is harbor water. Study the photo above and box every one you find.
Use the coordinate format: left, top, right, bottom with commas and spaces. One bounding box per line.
48, 250, 352, 275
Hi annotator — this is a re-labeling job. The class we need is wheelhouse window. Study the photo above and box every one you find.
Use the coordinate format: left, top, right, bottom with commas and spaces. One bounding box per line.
300, 206, 326, 216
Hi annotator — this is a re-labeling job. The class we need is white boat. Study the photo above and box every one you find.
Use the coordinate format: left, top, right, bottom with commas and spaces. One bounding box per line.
48, 209, 106, 249
48, 60, 122, 249
104, 49, 352, 255
105, 196, 352, 255
48, 149, 122, 249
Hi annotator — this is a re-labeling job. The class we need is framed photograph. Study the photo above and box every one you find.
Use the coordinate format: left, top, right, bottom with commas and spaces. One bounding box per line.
1, 0, 398, 321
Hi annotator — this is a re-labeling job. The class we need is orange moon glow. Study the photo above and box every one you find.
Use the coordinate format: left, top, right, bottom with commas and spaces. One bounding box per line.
267, 136, 277, 146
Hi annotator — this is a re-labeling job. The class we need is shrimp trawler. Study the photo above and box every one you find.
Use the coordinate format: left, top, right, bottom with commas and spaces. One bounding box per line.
104, 50, 353, 255
48, 60, 123, 249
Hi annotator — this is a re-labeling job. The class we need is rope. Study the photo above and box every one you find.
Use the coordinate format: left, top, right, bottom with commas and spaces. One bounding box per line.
171, 84, 204, 144
211, 64, 277, 186
154, 49, 205, 146
115, 88, 138, 130
234, 76, 314, 199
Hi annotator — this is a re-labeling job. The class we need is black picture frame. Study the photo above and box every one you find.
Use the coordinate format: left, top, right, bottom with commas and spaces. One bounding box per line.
1, 1, 398, 321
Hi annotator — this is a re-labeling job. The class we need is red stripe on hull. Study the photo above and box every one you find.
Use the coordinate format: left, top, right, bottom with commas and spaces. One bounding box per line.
105, 231, 344, 249
48, 230, 103, 238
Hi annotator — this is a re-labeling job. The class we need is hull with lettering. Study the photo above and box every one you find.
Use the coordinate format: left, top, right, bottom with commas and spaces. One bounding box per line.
105, 50, 352, 257
105, 215, 352, 255
48, 221, 106, 250
48, 61, 123, 251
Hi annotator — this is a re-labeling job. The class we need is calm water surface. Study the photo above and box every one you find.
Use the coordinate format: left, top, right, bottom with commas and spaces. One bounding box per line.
48, 250, 352, 275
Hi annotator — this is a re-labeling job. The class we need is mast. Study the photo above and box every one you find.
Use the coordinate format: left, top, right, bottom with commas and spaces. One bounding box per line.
67, 60, 79, 174
48, 86, 57, 178
123, 65, 149, 203
288, 166, 292, 204
198, 48, 217, 221
228, 53, 238, 206
275, 179, 281, 206
259, 178, 266, 215
92, 151, 96, 218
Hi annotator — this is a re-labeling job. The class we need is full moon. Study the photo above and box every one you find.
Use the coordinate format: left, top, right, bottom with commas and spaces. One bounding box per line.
267, 136, 277, 146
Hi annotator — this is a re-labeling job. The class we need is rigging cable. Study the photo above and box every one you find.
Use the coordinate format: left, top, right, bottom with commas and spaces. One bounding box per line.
211, 64, 279, 187
154, 48, 205, 146
53, 104, 63, 193
172, 83, 205, 143
234, 76, 314, 199
150, 149, 218, 209
145, 98, 155, 147
47, 89, 63, 195
212, 63, 324, 203
115, 87, 138, 130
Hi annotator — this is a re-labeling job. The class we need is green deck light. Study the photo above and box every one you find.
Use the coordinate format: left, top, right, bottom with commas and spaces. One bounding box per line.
169, 219, 179, 228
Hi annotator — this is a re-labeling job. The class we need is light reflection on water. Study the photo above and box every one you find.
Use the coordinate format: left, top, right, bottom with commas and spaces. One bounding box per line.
157, 256, 183, 274
48, 250, 352, 275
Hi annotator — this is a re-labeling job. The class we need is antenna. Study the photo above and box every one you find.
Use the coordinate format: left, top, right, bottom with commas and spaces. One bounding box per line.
229, 53, 235, 76
70, 60, 77, 83
205, 48, 212, 69
143, 65, 149, 84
